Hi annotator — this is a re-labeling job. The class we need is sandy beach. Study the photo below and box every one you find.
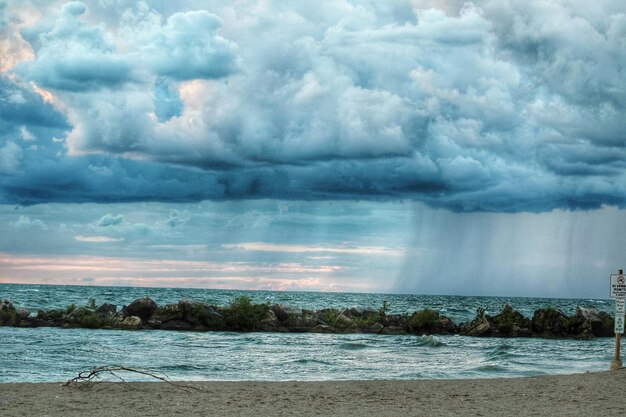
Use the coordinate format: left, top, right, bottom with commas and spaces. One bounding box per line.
2, 370, 625, 417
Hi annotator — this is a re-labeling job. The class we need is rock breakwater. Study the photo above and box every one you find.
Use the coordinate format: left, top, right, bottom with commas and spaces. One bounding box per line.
0, 297, 616, 339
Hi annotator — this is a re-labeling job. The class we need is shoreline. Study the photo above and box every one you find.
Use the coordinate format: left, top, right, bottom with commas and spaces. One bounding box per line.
2, 370, 626, 416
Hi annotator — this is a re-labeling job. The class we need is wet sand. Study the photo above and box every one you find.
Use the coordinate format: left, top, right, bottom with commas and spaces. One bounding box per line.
2, 370, 626, 416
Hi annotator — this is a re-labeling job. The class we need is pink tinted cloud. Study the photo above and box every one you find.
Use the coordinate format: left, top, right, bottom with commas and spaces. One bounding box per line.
0, 253, 355, 291
223, 242, 403, 256
74, 235, 125, 243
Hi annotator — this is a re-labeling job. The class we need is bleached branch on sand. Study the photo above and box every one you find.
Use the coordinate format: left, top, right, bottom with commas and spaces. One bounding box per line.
63, 366, 202, 392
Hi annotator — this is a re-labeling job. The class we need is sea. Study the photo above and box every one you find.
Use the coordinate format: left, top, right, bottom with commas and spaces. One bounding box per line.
0, 283, 617, 383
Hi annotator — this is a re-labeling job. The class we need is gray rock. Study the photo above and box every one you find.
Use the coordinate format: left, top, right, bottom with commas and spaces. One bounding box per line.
270, 305, 289, 322
286, 314, 319, 332
490, 304, 531, 337
409, 309, 456, 335
0, 300, 15, 313
366, 322, 384, 333
153, 303, 184, 322
311, 324, 335, 333
382, 314, 405, 327
573, 306, 612, 339
257, 309, 280, 331
531, 308, 569, 337
180, 299, 223, 324
282, 306, 303, 316
118, 316, 142, 330
336, 313, 354, 327
97, 303, 117, 315
158, 319, 194, 331
461, 308, 492, 337
382, 326, 407, 335
124, 297, 157, 320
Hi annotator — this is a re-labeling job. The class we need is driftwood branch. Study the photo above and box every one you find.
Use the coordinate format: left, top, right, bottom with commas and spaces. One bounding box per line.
63, 366, 202, 392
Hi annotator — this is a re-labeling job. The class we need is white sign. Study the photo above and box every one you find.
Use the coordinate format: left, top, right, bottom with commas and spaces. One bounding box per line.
617, 298, 626, 316
615, 314, 625, 334
610, 274, 626, 298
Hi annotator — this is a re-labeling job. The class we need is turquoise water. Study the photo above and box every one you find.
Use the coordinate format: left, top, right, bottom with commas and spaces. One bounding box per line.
0, 284, 616, 383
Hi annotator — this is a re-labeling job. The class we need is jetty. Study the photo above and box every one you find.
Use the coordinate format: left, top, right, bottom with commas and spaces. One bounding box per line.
0, 296, 615, 339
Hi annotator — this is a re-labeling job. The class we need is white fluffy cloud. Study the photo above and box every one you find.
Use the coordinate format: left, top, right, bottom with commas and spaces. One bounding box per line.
9, 215, 48, 230
0, 141, 23, 174
96, 213, 124, 227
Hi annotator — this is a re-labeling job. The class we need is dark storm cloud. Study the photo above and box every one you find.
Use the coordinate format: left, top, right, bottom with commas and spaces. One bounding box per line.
0, 75, 68, 175
1, 1, 625, 212
0, 77, 67, 128
0, 153, 215, 205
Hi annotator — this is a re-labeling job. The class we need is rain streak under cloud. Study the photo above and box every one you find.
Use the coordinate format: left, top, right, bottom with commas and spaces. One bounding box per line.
0, 1, 625, 297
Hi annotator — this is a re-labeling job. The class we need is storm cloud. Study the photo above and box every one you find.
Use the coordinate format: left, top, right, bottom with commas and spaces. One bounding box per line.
1, 0, 625, 212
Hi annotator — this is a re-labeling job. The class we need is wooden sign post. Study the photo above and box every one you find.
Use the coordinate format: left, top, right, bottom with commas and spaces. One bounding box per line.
610, 269, 625, 371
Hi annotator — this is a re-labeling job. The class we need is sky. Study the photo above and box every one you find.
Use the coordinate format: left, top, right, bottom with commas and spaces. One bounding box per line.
0, 0, 625, 298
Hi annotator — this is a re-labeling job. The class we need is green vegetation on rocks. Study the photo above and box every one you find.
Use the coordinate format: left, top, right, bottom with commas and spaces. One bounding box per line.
224, 296, 270, 331
408, 309, 456, 334
0, 297, 616, 340
0, 301, 18, 326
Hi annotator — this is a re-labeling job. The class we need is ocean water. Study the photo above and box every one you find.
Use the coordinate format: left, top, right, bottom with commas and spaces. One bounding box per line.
0, 283, 616, 383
